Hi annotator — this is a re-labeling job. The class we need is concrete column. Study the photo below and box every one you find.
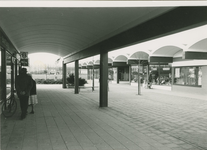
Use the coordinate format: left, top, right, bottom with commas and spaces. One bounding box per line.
117, 67, 119, 84
1, 48, 6, 101
147, 64, 149, 88
74, 60, 79, 94
62, 62, 67, 88
99, 51, 108, 107
158, 62, 161, 85
171, 67, 174, 90
129, 65, 131, 83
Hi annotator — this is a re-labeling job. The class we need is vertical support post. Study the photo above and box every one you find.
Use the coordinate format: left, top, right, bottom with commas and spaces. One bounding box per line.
158, 62, 161, 85
147, 64, 149, 88
92, 60, 95, 91
171, 67, 174, 90
99, 51, 108, 107
62, 62, 67, 88
117, 67, 119, 84
74, 60, 79, 94
1, 48, 6, 101
137, 60, 141, 95
129, 65, 131, 83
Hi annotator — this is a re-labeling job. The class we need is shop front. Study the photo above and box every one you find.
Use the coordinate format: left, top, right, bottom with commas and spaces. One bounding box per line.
150, 65, 172, 86
172, 60, 207, 95
0, 30, 20, 103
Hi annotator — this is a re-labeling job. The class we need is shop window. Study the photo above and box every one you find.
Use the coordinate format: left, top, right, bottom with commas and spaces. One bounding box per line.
174, 66, 202, 87
0, 49, 1, 72
6, 52, 12, 94
0, 49, 2, 99
131, 65, 145, 83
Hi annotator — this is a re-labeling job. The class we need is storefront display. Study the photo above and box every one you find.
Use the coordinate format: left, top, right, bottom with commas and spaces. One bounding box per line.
174, 66, 202, 87
0, 48, 2, 100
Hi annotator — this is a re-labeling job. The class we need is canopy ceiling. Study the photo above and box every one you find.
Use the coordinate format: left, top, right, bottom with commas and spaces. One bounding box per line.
0, 7, 173, 57
0, 6, 207, 62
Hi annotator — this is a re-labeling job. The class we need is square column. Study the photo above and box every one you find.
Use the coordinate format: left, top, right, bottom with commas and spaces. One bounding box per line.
99, 51, 108, 107
74, 60, 79, 94
62, 62, 67, 88
129, 66, 131, 83
117, 67, 119, 84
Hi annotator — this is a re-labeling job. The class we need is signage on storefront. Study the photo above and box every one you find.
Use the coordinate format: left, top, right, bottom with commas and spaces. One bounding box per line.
6, 55, 11, 65
163, 68, 170, 70
20, 52, 29, 66
175, 68, 180, 78
20, 59, 29, 66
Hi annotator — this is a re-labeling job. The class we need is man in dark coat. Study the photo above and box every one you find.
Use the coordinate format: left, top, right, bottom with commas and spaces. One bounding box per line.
15, 68, 33, 120
148, 71, 153, 89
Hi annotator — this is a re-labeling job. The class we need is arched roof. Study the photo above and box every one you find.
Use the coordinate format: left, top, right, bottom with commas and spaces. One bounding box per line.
113, 55, 128, 62
129, 51, 149, 60
187, 38, 207, 52
94, 60, 100, 65
151, 45, 183, 57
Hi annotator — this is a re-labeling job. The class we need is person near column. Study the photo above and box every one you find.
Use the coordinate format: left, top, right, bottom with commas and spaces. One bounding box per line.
15, 68, 33, 120
28, 74, 38, 114
148, 71, 153, 89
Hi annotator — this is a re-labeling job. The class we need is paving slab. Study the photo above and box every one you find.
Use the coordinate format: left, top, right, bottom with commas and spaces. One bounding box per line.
1, 84, 207, 150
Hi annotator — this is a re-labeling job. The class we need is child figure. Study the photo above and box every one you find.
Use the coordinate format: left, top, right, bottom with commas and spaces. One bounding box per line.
28, 78, 38, 114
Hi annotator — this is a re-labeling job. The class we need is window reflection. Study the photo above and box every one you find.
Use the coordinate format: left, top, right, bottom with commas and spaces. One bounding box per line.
6, 52, 11, 95
174, 66, 202, 87
0, 49, 2, 99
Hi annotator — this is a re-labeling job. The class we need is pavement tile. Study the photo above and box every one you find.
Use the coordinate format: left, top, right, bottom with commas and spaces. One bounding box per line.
1, 84, 207, 150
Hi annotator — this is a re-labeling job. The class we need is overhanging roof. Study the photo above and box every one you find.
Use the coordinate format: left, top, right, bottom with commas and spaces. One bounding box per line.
0, 7, 173, 56
0, 6, 207, 64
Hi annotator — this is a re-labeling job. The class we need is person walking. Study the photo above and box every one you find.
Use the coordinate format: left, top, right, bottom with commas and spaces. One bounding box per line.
148, 71, 153, 89
15, 68, 33, 120
28, 77, 38, 114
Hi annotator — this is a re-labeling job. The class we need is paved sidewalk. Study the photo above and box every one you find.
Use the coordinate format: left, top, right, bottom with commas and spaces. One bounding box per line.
1, 84, 207, 150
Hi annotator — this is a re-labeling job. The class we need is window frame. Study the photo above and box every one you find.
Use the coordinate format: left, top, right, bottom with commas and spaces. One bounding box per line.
173, 66, 202, 87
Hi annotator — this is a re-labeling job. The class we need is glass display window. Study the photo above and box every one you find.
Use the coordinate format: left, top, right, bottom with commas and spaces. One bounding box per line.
6, 52, 12, 95
174, 66, 202, 87
0, 48, 2, 99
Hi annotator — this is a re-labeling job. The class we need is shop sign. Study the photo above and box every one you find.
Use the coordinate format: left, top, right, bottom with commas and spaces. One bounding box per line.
163, 68, 170, 70
20, 52, 28, 59
20, 59, 29, 66
6, 55, 11, 65
20, 52, 29, 66
175, 68, 180, 78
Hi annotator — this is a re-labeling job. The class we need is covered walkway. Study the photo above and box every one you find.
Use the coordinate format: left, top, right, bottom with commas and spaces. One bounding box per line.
1, 84, 207, 150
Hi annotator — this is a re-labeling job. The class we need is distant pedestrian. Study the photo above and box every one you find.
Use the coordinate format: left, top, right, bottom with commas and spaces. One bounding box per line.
148, 71, 152, 89
28, 75, 38, 114
15, 68, 33, 120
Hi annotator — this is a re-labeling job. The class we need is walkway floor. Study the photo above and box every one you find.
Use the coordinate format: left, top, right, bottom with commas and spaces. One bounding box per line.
1, 84, 207, 150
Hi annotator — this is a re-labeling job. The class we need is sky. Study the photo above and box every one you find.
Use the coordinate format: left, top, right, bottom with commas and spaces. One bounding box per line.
28, 53, 62, 66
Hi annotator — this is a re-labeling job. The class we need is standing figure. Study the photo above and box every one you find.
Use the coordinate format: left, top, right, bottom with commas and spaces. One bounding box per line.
28, 76, 38, 114
148, 71, 153, 89
15, 68, 33, 120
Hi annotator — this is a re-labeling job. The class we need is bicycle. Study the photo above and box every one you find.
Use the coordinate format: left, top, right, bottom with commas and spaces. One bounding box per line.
1, 90, 17, 118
